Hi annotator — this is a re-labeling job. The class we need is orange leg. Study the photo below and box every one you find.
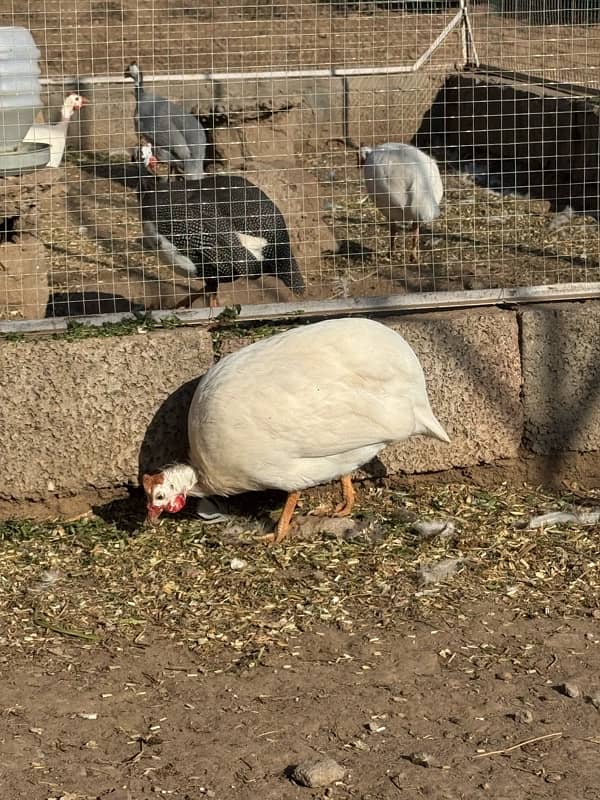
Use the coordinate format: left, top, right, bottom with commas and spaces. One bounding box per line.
334, 474, 355, 516
175, 289, 218, 311
256, 491, 301, 545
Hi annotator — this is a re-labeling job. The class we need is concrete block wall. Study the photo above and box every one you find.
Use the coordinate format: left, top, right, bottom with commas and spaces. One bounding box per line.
521, 303, 600, 454
380, 311, 523, 473
2, 302, 599, 503
1, 328, 214, 499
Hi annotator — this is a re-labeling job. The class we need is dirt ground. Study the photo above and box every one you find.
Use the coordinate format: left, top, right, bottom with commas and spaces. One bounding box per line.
1, 478, 600, 799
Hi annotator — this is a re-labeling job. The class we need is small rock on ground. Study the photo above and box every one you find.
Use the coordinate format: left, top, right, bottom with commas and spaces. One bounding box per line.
407, 752, 435, 767
557, 681, 581, 698
291, 758, 346, 787
587, 691, 600, 709
513, 709, 534, 724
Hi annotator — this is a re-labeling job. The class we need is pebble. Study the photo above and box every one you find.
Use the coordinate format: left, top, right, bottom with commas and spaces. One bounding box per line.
407, 752, 434, 768
513, 709, 533, 724
495, 670, 513, 681
586, 691, 600, 709
545, 772, 562, 783
557, 681, 580, 698
366, 721, 386, 733
291, 758, 346, 787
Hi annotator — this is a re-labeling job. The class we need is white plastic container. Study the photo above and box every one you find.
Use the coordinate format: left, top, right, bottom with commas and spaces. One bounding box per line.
0, 26, 42, 153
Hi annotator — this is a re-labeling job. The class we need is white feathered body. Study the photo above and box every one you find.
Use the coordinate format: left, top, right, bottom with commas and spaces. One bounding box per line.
23, 95, 85, 168
362, 142, 443, 225
23, 118, 71, 167
188, 318, 448, 497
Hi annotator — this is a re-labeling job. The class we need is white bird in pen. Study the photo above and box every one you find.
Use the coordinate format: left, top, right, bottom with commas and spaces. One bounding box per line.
143, 317, 449, 544
23, 93, 88, 168
360, 142, 444, 261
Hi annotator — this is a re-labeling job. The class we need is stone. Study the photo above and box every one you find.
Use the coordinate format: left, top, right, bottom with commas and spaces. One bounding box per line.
513, 709, 534, 724
291, 758, 346, 787
407, 752, 435, 767
557, 681, 581, 698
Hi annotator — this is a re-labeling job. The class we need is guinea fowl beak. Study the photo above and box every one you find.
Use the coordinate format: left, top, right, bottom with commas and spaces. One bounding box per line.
145, 504, 163, 525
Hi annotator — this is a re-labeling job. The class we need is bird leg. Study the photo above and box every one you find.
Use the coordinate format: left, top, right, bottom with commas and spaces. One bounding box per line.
176, 289, 218, 314
333, 474, 355, 516
255, 491, 301, 545
409, 222, 420, 262
310, 474, 355, 517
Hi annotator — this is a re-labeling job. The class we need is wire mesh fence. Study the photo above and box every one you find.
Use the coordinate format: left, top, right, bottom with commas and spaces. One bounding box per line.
1, 0, 600, 327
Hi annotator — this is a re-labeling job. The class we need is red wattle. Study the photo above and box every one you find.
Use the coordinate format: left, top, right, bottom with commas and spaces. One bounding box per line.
166, 495, 186, 514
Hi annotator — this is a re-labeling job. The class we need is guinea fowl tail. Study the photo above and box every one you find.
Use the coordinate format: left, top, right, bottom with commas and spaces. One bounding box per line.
420, 410, 450, 443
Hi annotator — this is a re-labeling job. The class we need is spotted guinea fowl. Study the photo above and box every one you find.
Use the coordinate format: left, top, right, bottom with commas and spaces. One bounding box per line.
360, 142, 443, 261
126, 61, 207, 180
143, 317, 449, 543
137, 143, 305, 305
23, 93, 88, 168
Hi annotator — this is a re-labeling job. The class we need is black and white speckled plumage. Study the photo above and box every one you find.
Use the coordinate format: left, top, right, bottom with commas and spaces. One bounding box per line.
126, 61, 207, 180
137, 165, 306, 297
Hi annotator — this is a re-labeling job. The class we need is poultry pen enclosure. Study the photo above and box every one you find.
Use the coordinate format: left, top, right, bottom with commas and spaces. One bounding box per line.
1, 0, 600, 330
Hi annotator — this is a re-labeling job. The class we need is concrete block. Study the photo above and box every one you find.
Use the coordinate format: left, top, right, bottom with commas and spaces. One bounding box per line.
0, 328, 214, 500
521, 303, 600, 454
377, 310, 523, 474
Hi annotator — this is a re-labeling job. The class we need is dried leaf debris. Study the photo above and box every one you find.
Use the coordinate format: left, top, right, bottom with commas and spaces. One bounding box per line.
1, 482, 599, 659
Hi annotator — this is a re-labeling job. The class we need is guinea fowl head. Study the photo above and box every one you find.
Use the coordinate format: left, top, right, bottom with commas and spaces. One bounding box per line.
143, 464, 201, 523
357, 144, 372, 167
140, 141, 159, 173
125, 60, 142, 86
62, 93, 88, 119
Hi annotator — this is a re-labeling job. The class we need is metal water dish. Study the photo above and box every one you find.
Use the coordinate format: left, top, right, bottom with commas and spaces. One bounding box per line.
0, 141, 49, 175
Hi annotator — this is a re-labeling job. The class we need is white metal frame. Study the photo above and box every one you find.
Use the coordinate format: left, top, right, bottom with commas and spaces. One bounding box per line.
3, 283, 599, 336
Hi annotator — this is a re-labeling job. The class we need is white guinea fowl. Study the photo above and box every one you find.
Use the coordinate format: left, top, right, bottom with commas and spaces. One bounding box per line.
360, 142, 443, 261
23, 93, 88, 168
143, 317, 449, 544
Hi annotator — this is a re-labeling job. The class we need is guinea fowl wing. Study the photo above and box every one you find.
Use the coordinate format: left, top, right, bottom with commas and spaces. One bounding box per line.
138, 96, 196, 161
201, 174, 305, 293
150, 182, 265, 281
